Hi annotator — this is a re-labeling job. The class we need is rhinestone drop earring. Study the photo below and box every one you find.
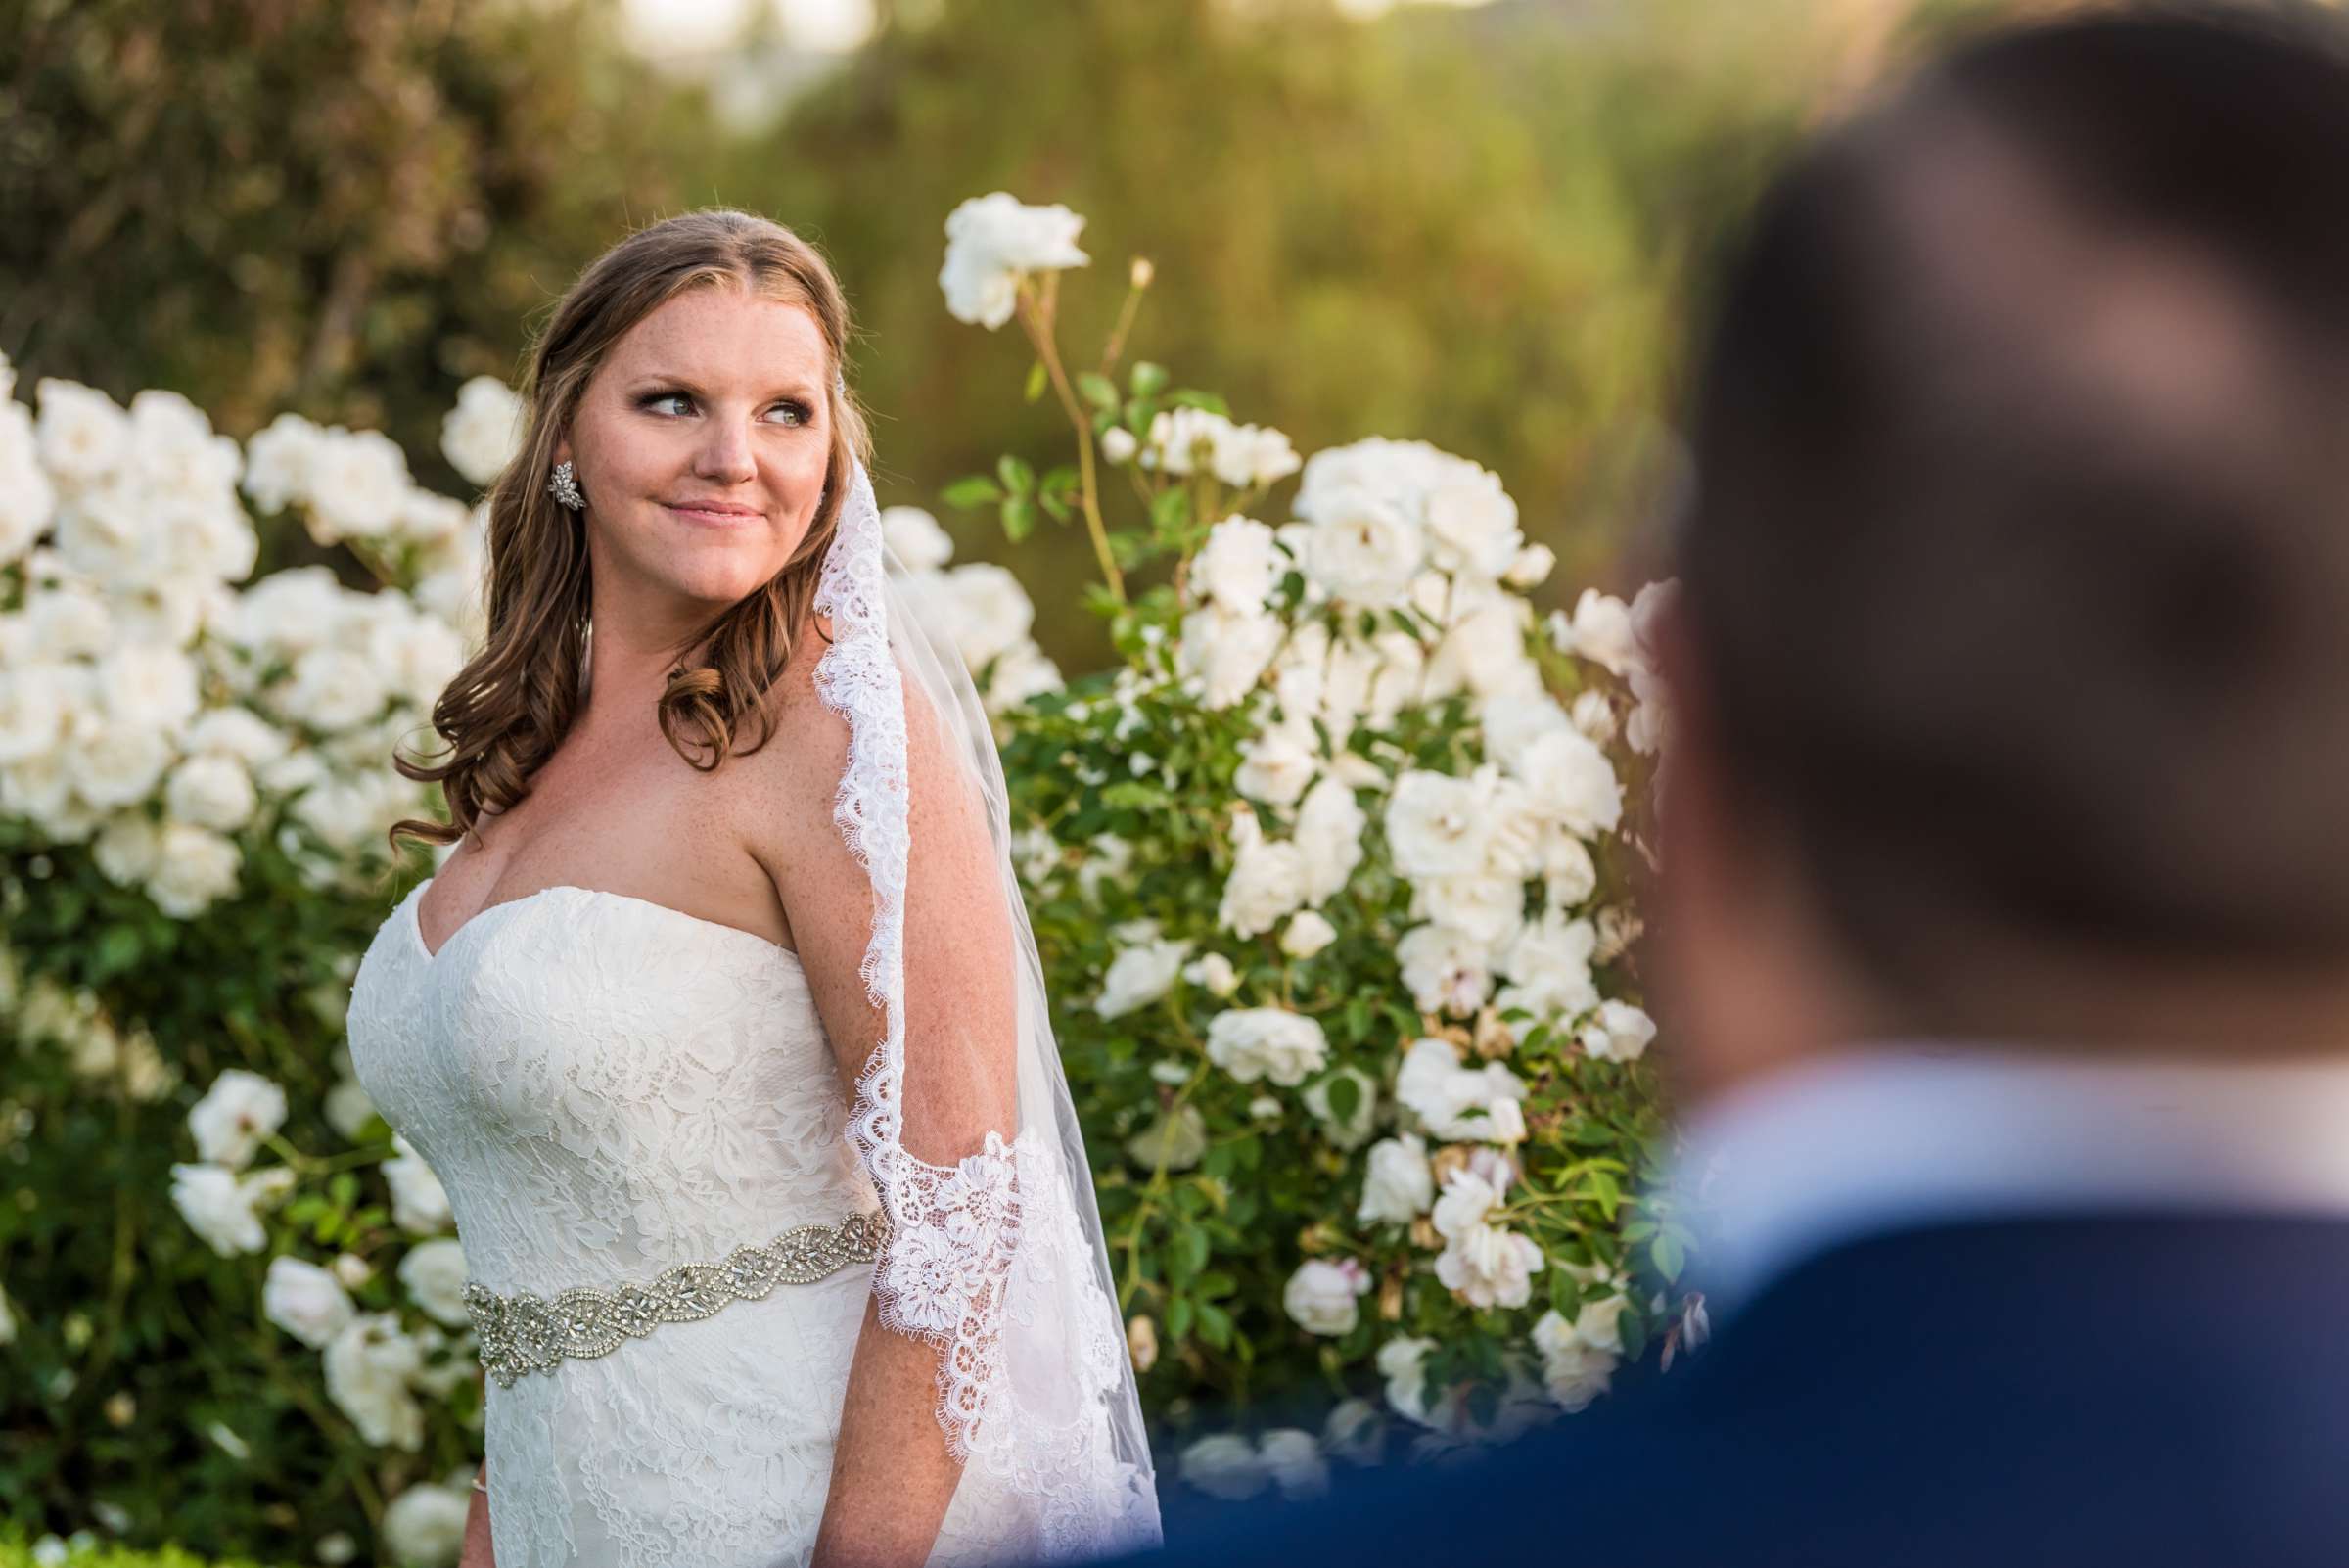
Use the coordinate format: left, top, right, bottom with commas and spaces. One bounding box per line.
548, 461, 585, 511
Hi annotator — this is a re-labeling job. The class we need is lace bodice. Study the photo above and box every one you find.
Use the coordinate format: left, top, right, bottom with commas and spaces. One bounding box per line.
344, 878, 1052, 1567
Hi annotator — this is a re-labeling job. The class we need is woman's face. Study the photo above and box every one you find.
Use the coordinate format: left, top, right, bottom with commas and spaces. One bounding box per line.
559, 284, 832, 634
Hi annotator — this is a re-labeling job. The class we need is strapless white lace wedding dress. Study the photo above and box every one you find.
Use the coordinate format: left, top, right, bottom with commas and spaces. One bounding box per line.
344, 876, 1061, 1568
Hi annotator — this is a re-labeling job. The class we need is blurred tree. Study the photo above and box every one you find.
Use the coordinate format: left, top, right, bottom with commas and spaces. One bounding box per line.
0, 0, 726, 548
716, 0, 1832, 663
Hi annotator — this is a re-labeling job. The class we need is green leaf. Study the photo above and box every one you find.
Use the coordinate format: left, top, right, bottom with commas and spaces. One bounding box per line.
1149, 486, 1188, 534
1343, 993, 1374, 1044
1175, 1225, 1210, 1280
1168, 1296, 1195, 1342
1653, 1231, 1687, 1283
1195, 1270, 1238, 1300
1168, 389, 1229, 415
941, 475, 1003, 510
1040, 464, 1081, 496
1038, 491, 1071, 524
1326, 1073, 1361, 1123
1001, 496, 1039, 543
998, 454, 1036, 495
1618, 1307, 1648, 1362
1129, 360, 1170, 397
1078, 372, 1120, 410
1024, 358, 1049, 403
1197, 1302, 1233, 1350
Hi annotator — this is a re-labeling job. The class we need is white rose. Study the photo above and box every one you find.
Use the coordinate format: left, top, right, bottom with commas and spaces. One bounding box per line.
188, 1067, 288, 1170
1294, 775, 1367, 904
168, 1163, 269, 1256
384, 1135, 453, 1234
1204, 1006, 1328, 1087
226, 565, 345, 657
1430, 1167, 1508, 1242
0, 665, 70, 764
166, 753, 257, 832
439, 376, 524, 487
1099, 426, 1138, 465
263, 1256, 356, 1349
1395, 1037, 1529, 1141
1234, 720, 1318, 807
1178, 606, 1283, 711
394, 490, 469, 548
282, 646, 388, 734
1181, 952, 1240, 997
322, 1313, 425, 1451
881, 505, 955, 572
944, 563, 1037, 675
1177, 1433, 1267, 1501
1358, 1132, 1435, 1224
398, 1237, 473, 1328
1543, 829, 1599, 911
1219, 424, 1303, 489
1395, 922, 1494, 1016
1217, 809, 1308, 938
1569, 689, 1617, 745
1422, 468, 1522, 580
95, 643, 200, 733
1282, 1257, 1371, 1337
382, 1482, 471, 1566
1481, 690, 1570, 774
1145, 406, 1236, 478
0, 403, 54, 562
1376, 1335, 1438, 1425
1298, 489, 1422, 610
1408, 873, 1525, 953
128, 389, 241, 496
303, 428, 411, 544
1435, 1221, 1544, 1309
1191, 515, 1283, 616
1566, 588, 1637, 676
1521, 726, 1623, 839
1096, 937, 1192, 1020
1580, 999, 1657, 1063
939, 193, 1090, 331
34, 378, 130, 484
242, 412, 325, 514
1532, 1309, 1621, 1412
1504, 542, 1557, 588
28, 586, 112, 659
146, 823, 241, 917
92, 811, 161, 886
1384, 770, 1489, 880
1426, 596, 1539, 704
1280, 909, 1337, 959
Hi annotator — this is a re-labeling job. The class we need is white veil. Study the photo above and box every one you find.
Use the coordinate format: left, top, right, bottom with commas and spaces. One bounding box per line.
810, 453, 1163, 1560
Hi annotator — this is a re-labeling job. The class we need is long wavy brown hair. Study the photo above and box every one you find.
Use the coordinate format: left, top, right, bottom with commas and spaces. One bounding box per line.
387, 209, 874, 855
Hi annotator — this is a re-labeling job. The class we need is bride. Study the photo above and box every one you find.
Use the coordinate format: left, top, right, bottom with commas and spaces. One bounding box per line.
343, 209, 1162, 1567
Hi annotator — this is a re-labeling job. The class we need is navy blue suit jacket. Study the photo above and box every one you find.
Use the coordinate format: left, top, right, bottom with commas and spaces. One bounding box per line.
1105, 1214, 2349, 1567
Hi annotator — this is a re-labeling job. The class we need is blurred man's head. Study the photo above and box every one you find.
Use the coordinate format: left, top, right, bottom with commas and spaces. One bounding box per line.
1657, 1, 2349, 1095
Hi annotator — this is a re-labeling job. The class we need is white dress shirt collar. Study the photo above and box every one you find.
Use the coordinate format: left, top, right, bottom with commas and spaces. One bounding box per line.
1672, 1040, 2349, 1315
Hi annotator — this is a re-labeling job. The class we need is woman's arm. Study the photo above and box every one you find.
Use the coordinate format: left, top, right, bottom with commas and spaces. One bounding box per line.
752, 642, 1021, 1568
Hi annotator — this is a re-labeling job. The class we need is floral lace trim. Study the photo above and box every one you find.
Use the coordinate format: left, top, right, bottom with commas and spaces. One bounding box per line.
811, 461, 1023, 1462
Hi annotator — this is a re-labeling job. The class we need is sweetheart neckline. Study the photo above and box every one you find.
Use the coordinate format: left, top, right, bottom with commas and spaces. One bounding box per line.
405, 877, 805, 973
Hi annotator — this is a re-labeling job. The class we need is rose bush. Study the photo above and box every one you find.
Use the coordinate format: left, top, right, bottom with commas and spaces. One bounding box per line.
927, 194, 1702, 1491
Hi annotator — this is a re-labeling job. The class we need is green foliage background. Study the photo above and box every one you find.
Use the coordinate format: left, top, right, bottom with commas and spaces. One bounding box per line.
1, 0, 1879, 669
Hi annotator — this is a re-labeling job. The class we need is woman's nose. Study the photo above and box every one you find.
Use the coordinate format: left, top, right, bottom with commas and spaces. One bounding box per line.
694, 417, 757, 484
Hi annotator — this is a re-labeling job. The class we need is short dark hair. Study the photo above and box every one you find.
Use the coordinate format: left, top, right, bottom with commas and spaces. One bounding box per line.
1677, 1, 2349, 1017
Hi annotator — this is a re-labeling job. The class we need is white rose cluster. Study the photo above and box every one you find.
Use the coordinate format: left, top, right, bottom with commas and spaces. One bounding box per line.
883, 505, 1063, 718
0, 369, 493, 915
1140, 407, 1302, 491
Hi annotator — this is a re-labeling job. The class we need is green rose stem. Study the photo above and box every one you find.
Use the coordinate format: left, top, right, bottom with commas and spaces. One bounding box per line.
1116, 1013, 1217, 1318
1014, 271, 1125, 604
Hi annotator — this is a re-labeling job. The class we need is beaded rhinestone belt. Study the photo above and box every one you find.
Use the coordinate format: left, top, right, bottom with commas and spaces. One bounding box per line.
462, 1210, 892, 1388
